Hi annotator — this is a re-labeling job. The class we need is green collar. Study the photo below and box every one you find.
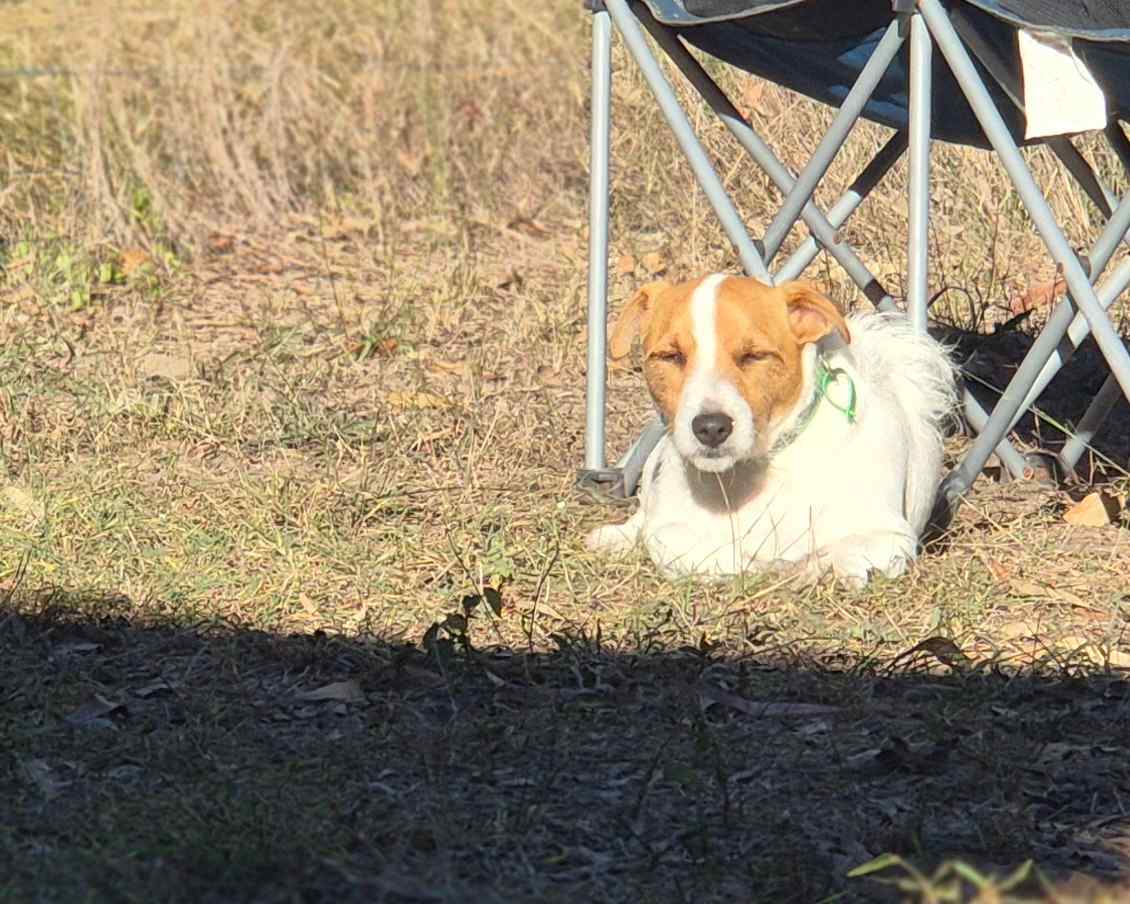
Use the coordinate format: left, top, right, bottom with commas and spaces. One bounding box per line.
769, 356, 857, 455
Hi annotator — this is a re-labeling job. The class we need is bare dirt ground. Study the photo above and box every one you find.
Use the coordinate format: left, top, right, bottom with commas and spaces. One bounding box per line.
3, 2, 1130, 901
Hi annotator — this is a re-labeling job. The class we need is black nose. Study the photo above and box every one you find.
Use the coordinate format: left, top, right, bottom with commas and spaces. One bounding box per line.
691, 412, 733, 448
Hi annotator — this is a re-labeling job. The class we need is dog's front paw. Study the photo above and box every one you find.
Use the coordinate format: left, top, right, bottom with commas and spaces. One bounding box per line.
821, 533, 915, 587
585, 521, 641, 557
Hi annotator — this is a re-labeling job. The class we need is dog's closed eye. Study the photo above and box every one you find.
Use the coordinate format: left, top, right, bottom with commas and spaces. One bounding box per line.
649, 348, 686, 367
736, 349, 776, 367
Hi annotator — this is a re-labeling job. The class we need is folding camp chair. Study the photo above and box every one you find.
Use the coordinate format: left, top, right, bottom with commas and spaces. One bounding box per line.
576, 0, 1130, 526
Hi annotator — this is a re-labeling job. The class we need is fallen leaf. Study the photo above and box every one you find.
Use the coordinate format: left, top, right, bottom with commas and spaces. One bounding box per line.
893, 636, 970, 670
1009, 577, 1050, 598
1037, 741, 1090, 764
1008, 275, 1066, 315
295, 679, 364, 704
2, 485, 45, 520
65, 695, 125, 729
384, 390, 453, 411
641, 251, 667, 275
846, 737, 952, 775
367, 338, 399, 357
140, 353, 192, 381
133, 680, 174, 699
507, 216, 550, 239
493, 269, 523, 290
397, 665, 446, 688
1064, 492, 1120, 527
1056, 638, 1130, 669
999, 620, 1042, 641
21, 759, 70, 798
984, 557, 1011, 583
737, 79, 765, 119
106, 764, 144, 782
698, 685, 840, 718
207, 233, 235, 254
615, 254, 636, 275
424, 359, 469, 377
536, 364, 562, 386
119, 247, 152, 277
396, 148, 425, 177
321, 216, 370, 240
1054, 587, 1088, 608
50, 640, 101, 659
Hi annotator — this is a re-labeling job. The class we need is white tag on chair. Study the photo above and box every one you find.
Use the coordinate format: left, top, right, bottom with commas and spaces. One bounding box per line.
1018, 30, 1107, 140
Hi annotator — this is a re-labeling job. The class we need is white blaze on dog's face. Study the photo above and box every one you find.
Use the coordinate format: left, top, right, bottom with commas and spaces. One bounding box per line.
610, 274, 851, 472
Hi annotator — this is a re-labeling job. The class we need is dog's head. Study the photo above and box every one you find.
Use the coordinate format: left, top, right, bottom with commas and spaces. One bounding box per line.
611, 274, 850, 472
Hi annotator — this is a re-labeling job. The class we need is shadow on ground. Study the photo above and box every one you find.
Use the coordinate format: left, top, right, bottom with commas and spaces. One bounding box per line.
4, 587, 1130, 904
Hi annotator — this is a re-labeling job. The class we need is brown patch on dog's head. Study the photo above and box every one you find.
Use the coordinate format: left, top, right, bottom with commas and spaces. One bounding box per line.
612, 277, 705, 421
630, 275, 849, 440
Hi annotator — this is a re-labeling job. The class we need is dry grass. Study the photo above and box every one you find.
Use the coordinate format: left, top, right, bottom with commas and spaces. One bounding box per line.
4, 1, 1130, 901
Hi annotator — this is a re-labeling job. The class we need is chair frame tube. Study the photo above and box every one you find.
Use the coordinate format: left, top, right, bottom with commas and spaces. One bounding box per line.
907, 12, 932, 333
1059, 372, 1124, 475
583, 8, 614, 477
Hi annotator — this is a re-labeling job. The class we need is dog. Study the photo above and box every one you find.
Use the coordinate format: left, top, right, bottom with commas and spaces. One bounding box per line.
585, 274, 957, 586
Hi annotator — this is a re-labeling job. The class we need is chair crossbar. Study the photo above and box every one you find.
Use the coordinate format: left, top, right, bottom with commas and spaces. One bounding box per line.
606, 0, 770, 281
638, 9, 894, 299
776, 133, 907, 282
760, 21, 906, 263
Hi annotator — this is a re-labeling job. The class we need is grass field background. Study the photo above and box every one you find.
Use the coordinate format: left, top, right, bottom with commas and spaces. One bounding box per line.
3, 1, 1130, 901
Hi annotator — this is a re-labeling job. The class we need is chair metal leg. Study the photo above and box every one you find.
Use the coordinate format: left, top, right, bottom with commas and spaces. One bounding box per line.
922, 0, 1130, 511
606, 0, 770, 281
618, 418, 668, 497
907, 12, 932, 334
1058, 372, 1123, 476
578, 7, 622, 497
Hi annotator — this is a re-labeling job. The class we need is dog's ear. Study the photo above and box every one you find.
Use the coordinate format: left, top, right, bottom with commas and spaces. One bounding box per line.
780, 282, 851, 345
609, 281, 671, 360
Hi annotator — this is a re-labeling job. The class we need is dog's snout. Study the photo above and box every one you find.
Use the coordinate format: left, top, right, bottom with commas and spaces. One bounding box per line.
691, 412, 733, 448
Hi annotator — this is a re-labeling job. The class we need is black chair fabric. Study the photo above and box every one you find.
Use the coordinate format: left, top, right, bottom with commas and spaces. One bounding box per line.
638, 0, 1130, 146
